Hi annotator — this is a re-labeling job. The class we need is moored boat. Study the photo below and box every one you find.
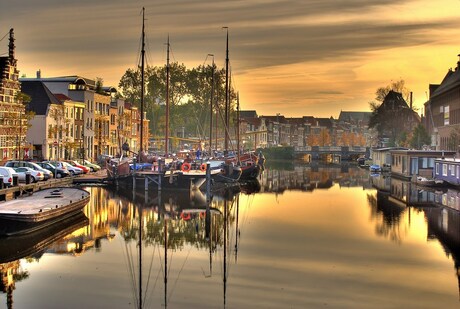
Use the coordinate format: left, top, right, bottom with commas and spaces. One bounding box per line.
0, 187, 90, 236
369, 164, 381, 173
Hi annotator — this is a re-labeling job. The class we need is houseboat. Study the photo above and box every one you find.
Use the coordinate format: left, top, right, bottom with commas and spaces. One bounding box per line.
371, 147, 407, 172
434, 158, 460, 186
390, 150, 455, 180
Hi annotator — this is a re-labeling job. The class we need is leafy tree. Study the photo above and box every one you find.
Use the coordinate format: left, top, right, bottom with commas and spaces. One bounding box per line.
119, 62, 236, 146
118, 67, 143, 105
447, 127, 460, 151
95, 77, 104, 94
368, 80, 418, 146
374, 79, 411, 104
319, 129, 331, 146
409, 124, 431, 149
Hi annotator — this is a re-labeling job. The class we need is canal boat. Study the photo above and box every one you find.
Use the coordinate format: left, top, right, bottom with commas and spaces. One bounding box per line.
415, 176, 444, 187
369, 164, 382, 173
0, 187, 90, 236
434, 158, 460, 186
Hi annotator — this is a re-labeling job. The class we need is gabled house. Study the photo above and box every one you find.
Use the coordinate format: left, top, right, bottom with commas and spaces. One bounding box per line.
424, 54, 460, 153
0, 29, 26, 162
21, 81, 78, 160
371, 90, 420, 147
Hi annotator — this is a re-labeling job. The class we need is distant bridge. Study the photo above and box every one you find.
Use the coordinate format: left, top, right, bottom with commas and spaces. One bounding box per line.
294, 146, 370, 161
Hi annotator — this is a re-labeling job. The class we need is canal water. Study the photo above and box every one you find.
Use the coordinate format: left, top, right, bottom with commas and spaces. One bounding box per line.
1, 162, 459, 308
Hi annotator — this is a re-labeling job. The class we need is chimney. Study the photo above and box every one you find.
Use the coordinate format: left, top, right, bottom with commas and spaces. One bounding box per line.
410, 92, 413, 110
36, 69, 41, 79
457, 54, 460, 70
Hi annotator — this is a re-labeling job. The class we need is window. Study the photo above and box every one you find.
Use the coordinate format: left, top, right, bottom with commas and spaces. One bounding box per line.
443, 163, 448, 176
444, 106, 450, 125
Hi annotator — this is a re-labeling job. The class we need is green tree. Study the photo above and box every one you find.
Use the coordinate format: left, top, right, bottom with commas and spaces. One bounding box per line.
447, 127, 460, 151
95, 77, 104, 94
119, 62, 236, 148
409, 124, 431, 149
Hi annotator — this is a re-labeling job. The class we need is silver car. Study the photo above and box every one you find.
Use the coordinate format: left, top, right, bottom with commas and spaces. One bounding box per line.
13, 166, 45, 183
61, 161, 83, 176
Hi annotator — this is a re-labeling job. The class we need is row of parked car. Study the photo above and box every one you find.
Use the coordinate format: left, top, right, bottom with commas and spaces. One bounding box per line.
0, 159, 101, 187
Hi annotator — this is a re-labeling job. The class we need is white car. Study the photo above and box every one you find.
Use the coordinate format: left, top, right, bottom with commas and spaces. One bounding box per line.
5, 160, 53, 180
13, 166, 45, 183
61, 161, 83, 176
0, 166, 18, 187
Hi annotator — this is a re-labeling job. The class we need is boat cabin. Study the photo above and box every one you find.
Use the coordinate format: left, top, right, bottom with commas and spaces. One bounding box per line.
371, 147, 407, 172
390, 150, 455, 179
434, 158, 460, 186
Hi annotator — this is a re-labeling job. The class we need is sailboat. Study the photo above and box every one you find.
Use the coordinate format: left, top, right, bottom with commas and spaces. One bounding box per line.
218, 28, 263, 181
107, 11, 220, 190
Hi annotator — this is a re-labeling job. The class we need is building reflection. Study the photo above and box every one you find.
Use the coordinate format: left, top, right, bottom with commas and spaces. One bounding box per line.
370, 175, 460, 298
0, 184, 242, 308
259, 163, 371, 193
0, 212, 89, 309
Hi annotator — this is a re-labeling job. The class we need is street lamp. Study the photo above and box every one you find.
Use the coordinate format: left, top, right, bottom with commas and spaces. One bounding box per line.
81, 131, 84, 163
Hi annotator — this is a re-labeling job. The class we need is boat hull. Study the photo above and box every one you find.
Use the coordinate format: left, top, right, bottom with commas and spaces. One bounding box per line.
239, 164, 261, 180
0, 187, 90, 236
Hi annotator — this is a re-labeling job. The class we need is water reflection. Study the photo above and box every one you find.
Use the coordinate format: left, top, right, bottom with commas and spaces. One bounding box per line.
0, 213, 89, 309
260, 162, 371, 193
103, 184, 242, 308
2, 164, 460, 307
370, 174, 460, 298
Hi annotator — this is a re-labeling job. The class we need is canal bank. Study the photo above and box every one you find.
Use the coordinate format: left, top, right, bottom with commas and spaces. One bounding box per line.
0, 177, 74, 201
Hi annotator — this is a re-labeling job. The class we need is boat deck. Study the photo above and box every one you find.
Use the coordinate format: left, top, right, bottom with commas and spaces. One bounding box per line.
0, 187, 90, 222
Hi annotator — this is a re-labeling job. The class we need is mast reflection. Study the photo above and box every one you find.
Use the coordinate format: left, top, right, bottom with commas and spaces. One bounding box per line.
110, 185, 241, 308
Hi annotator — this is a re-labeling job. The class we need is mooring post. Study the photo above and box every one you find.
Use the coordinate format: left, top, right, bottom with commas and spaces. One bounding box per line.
206, 162, 211, 202
132, 158, 136, 189
158, 159, 162, 191
205, 162, 211, 239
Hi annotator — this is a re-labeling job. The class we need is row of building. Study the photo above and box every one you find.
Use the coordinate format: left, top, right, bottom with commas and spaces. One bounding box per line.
6, 26, 459, 163
0, 28, 378, 163
0, 29, 149, 163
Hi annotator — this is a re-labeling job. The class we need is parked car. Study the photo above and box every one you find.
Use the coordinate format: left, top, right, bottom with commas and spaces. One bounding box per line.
82, 160, 101, 172
61, 161, 83, 176
13, 166, 45, 183
36, 162, 70, 178
0, 166, 18, 187
5, 160, 53, 180
64, 160, 90, 174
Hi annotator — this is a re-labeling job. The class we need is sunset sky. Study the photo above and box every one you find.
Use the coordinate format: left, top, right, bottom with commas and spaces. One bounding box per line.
1, 0, 460, 118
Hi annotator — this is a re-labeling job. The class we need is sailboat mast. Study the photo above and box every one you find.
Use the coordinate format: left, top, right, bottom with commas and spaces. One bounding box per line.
209, 55, 215, 154
237, 92, 240, 163
223, 27, 229, 154
165, 36, 170, 156
223, 198, 228, 306
164, 218, 168, 307
140, 7, 145, 154
139, 204, 143, 309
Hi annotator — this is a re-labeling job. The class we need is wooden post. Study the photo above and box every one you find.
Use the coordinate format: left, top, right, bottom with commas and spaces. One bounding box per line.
158, 159, 162, 191
206, 163, 211, 202
205, 163, 211, 239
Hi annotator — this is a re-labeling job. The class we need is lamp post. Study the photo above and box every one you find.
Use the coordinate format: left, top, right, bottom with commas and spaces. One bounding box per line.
81, 131, 84, 163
